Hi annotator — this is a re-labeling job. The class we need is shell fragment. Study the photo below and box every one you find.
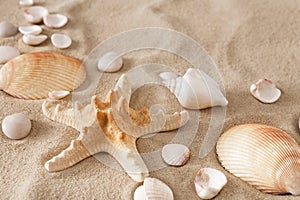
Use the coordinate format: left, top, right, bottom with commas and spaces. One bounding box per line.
43, 14, 68, 28
194, 168, 227, 199
18, 25, 42, 35
250, 78, 281, 103
48, 90, 70, 100
22, 34, 47, 45
161, 144, 190, 166
51, 33, 72, 49
24, 6, 49, 23
19, 0, 34, 6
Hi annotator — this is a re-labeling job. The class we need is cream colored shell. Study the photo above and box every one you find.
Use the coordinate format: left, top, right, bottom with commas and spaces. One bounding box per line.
216, 124, 300, 195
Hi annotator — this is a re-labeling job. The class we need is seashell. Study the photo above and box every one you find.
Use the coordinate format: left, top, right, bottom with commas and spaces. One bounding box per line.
48, 90, 70, 100
250, 78, 281, 103
0, 21, 18, 38
159, 71, 178, 80
194, 168, 227, 199
163, 68, 228, 109
18, 25, 42, 35
19, 0, 34, 6
97, 51, 123, 72
216, 124, 300, 195
161, 144, 190, 166
133, 185, 147, 200
2, 113, 31, 140
22, 34, 47, 45
24, 6, 49, 23
0, 46, 20, 64
134, 177, 174, 200
43, 14, 68, 29
0, 52, 86, 99
51, 33, 72, 49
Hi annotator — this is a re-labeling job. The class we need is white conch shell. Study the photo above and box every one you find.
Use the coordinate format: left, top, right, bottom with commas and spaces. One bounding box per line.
217, 124, 300, 195
250, 78, 281, 103
22, 34, 47, 45
23, 6, 49, 23
161, 144, 190, 166
43, 14, 68, 28
134, 177, 174, 200
163, 68, 228, 109
51, 33, 72, 49
48, 90, 70, 100
18, 25, 42, 35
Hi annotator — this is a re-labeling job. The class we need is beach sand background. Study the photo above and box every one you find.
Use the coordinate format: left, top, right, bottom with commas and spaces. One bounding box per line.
0, 0, 300, 199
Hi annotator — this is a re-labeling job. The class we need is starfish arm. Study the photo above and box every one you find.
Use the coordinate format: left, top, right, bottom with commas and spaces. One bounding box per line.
42, 101, 95, 131
45, 139, 91, 172
105, 142, 149, 182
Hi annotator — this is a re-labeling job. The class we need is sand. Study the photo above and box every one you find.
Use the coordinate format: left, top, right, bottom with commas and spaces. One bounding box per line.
1, 0, 300, 199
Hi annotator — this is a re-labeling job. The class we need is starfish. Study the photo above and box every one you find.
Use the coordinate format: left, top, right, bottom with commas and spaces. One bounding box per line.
42, 74, 189, 182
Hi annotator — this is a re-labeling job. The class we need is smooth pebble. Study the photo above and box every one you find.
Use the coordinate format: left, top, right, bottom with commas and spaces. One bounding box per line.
0, 46, 20, 64
0, 21, 18, 38
19, 0, 34, 6
97, 51, 123, 72
2, 113, 31, 140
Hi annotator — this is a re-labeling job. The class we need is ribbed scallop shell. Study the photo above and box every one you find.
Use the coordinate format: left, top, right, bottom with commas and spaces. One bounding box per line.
216, 124, 300, 195
0, 52, 85, 99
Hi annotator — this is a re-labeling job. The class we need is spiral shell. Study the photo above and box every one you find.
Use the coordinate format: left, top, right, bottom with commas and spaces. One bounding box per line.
0, 52, 86, 99
216, 124, 300, 195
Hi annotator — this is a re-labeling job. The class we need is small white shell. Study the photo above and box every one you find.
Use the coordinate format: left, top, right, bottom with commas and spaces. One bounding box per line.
51, 33, 72, 49
159, 71, 178, 80
0, 21, 18, 38
0, 46, 20, 64
97, 51, 123, 72
194, 168, 227, 199
48, 90, 70, 100
2, 113, 31, 140
161, 144, 190, 166
250, 78, 281, 103
164, 68, 228, 109
24, 6, 49, 23
133, 185, 147, 200
19, 0, 34, 6
22, 34, 47, 45
18, 25, 42, 35
43, 14, 68, 28
144, 177, 174, 200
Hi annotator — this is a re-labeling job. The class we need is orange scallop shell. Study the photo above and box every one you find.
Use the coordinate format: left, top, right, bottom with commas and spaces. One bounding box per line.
216, 124, 300, 195
0, 52, 86, 99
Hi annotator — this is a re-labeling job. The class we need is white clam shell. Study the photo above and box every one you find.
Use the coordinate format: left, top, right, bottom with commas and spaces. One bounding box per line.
144, 177, 174, 200
43, 14, 68, 28
24, 6, 49, 23
18, 25, 42, 35
250, 78, 281, 103
133, 185, 147, 200
194, 168, 227, 199
19, 0, 34, 6
22, 34, 47, 45
161, 144, 190, 166
51, 33, 72, 49
164, 68, 228, 109
159, 71, 178, 80
48, 90, 70, 100
2, 113, 31, 140
0, 21, 18, 38
0, 46, 20, 64
97, 51, 123, 72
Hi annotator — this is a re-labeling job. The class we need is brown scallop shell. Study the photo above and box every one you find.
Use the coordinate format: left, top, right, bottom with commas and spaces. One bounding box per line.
216, 124, 300, 195
0, 52, 85, 99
